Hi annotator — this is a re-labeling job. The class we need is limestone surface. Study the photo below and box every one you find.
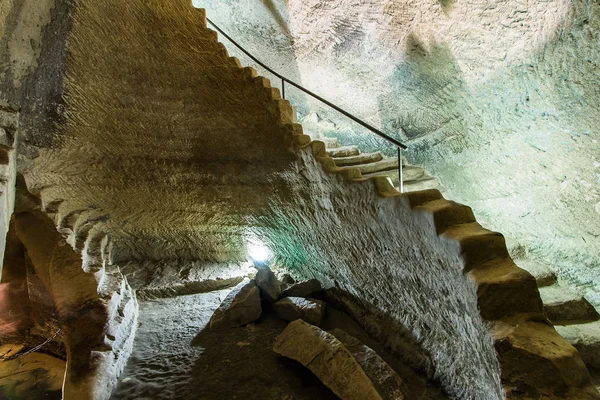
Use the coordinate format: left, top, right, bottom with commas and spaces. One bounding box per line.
491, 313, 598, 399
209, 278, 261, 331
273, 296, 325, 326
556, 321, 600, 370
273, 319, 382, 400
255, 266, 281, 302
198, 0, 600, 321
280, 279, 323, 299
539, 285, 600, 324
2, 1, 592, 398
0, 344, 65, 399
329, 329, 406, 400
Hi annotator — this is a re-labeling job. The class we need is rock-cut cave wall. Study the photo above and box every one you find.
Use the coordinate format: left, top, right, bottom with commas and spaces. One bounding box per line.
198, 0, 600, 307
0, 0, 508, 398
0, 0, 597, 399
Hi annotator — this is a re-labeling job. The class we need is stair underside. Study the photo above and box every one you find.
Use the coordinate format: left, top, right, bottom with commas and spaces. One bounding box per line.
539, 285, 600, 324
515, 260, 558, 287
555, 320, 600, 370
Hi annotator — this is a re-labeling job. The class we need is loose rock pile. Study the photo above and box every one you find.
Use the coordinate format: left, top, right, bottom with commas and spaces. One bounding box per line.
207, 267, 407, 399
208, 268, 326, 330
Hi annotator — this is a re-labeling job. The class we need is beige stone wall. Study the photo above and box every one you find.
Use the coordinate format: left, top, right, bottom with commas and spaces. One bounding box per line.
0, 0, 56, 91
6, 0, 596, 398
199, 0, 600, 307
16, 0, 504, 397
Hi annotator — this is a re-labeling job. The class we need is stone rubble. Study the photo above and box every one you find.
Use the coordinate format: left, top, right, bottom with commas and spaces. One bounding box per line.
329, 328, 407, 400
280, 278, 323, 299
273, 296, 326, 327
273, 319, 383, 400
255, 266, 282, 303
209, 278, 261, 331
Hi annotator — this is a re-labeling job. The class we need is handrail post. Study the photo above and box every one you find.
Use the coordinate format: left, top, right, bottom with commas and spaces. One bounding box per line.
398, 147, 404, 193
282, 79, 285, 99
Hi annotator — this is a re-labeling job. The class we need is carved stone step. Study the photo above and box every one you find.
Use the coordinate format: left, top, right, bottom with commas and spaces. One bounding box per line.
415, 199, 476, 234
539, 285, 600, 324
442, 222, 509, 273
321, 137, 340, 149
403, 177, 440, 192
514, 260, 557, 287
340, 157, 398, 175
555, 320, 600, 370
326, 145, 359, 157
490, 313, 594, 398
469, 257, 542, 320
333, 152, 383, 166
362, 166, 424, 183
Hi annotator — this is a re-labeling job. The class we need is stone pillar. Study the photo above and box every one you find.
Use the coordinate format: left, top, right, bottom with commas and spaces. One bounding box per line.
13, 209, 137, 400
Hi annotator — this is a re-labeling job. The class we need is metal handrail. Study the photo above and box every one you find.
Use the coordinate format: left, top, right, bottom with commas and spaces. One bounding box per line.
206, 17, 407, 192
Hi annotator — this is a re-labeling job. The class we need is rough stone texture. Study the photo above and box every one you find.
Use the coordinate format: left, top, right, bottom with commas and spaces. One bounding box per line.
273, 296, 325, 326
112, 290, 340, 400
540, 285, 600, 324
280, 278, 323, 299
4, 2, 503, 396
113, 290, 442, 400
20, 0, 300, 263
491, 313, 599, 399
0, 344, 65, 399
556, 321, 600, 370
274, 319, 382, 400
0, 108, 17, 272
329, 328, 407, 400
209, 278, 261, 331
321, 305, 447, 400
255, 266, 281, 302
515, 259, 558, 287
5, 189, 138, 400
120, 260, 253, 300
1, 0, 594, 398
198, 0, 600, 315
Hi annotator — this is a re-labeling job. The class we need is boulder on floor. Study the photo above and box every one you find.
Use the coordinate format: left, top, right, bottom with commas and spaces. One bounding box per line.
329, 329, 406, 400
491, 313, 597, 398
209, 278, 261, 331
280, 279, 323, 299
273, 319, 382, 400
273, 296, 325, 327
277, 272, 296, 291
255, 266, 281, 303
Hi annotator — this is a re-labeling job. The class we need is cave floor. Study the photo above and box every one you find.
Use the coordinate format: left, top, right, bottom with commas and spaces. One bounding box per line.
110, 288, 447, 400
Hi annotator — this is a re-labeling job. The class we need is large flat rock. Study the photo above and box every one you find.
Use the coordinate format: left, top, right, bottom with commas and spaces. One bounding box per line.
0, 344, 65, 399
329, 329, 406, 400
209, 278, 261, 331
491, 314, 597, 398
273, 296, 325, 326
273, 319, 382, 400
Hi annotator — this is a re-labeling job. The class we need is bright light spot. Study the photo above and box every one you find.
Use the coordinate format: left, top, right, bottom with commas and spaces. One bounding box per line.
248, 243, 271, 263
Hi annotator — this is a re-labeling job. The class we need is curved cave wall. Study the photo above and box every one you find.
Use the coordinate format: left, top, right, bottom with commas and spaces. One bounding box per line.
0, 0, 507, 398
2, 0, 598, 399
198, 0, 600, 305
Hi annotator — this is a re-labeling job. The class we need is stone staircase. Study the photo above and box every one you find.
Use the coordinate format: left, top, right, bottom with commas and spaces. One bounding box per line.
516, 259, 600, 389
318, 136, 440, 192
